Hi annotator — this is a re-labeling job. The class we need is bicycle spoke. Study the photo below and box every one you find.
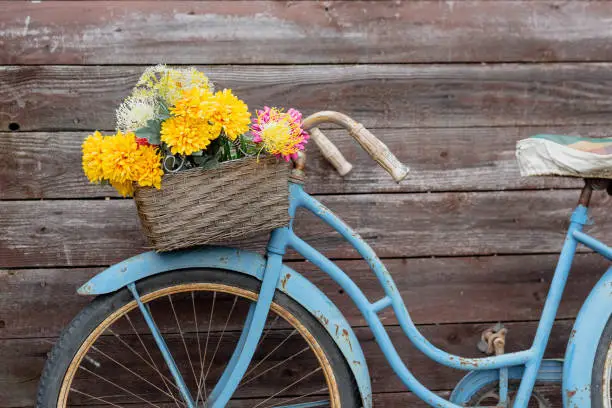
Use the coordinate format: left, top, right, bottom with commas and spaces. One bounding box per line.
244, 329, 297, 379
195, 291, 216, 404
79, 365, 162, 408
203, 295, 239, 384
266, 387, 329, 408
168, 294, 199, 391
241, 345, 310, 388
88, 344, 180, 403
191, 292, 204, 389
251, 367, 323, 408
121, 315, 183, 408
69, 388, 126, 407
109, 324, 182, 398
257, 315, 281, 347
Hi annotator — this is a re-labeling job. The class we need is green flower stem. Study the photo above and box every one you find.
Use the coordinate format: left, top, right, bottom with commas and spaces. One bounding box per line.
223, 137, 231, 161
238, 135, 248, 159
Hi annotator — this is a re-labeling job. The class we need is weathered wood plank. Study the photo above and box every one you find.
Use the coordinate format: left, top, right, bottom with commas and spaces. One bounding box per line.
1, 191, 611, 268
4, 64, 612, 131
2, 1, 612, 64
1, 254, 604, 339
6, 125, 606, 199
1, 321, 572, 407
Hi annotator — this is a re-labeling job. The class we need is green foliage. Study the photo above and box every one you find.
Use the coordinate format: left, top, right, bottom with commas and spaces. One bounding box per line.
157, 99, 171, 120
134, 119, 161, 145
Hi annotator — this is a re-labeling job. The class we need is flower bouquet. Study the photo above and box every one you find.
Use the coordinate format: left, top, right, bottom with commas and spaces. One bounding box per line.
82, 65, 309, 251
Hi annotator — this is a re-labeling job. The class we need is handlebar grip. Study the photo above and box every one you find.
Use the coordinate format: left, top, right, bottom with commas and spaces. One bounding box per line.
349, 124, 409, 182
302, 111, 409, 183
310, 127, 353, 176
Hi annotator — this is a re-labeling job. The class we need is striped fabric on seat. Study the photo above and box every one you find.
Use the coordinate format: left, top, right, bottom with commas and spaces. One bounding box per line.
516, 134, 612, 179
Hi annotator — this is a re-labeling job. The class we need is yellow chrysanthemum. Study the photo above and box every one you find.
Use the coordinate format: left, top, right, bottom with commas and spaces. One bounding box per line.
81, 130, 163, 197
209, 89, 251, 140
160, 115, 222, 155
82, 131, 107, 183
134, 145, 164, 189
110, 179, 135, 197
171, 87, 216, 119
101, 131, 141, 184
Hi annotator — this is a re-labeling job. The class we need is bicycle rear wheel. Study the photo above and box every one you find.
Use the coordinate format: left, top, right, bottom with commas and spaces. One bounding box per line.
593, 315, 612, 408
37, 268, 359, 407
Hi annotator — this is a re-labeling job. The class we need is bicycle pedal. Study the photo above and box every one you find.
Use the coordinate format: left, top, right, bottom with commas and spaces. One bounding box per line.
478, 323, 508, 355
477, 339, 490, 354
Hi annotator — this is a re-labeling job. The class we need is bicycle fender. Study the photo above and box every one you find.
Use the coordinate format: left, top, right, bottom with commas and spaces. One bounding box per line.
449, 359, 563, 404
563, 266, 612, 408
77, 247, 372, 408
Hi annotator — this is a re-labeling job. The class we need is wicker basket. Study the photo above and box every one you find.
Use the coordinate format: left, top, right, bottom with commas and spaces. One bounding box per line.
134, 156, 291, 252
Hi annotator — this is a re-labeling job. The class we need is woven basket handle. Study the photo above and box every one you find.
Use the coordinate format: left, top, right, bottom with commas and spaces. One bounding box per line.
302, 111, 409, 182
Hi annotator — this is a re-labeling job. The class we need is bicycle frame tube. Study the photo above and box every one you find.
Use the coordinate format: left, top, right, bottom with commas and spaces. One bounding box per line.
278, 182, 606, 408
207, 229, 288, 408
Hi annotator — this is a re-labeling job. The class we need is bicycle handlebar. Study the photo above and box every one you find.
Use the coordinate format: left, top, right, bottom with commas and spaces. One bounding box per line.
309, 127, 353, 176
302, 111, 409, 183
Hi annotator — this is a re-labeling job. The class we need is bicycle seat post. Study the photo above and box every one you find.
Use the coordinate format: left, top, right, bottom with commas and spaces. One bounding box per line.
578, 179, 594, 207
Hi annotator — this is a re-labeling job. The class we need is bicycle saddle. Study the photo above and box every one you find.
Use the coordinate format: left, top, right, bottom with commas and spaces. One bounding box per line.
516, 134, 612, 179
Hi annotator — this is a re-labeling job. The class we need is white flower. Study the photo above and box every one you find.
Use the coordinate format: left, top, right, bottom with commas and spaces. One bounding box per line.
136, 64, 168, 88
116, 95, 159, 132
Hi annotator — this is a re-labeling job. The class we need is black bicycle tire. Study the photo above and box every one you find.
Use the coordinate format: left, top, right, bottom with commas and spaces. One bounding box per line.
37, 268, 360, 407
592, 315, 612, 408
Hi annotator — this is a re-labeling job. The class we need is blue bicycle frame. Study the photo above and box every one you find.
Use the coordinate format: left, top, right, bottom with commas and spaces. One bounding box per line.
280, 182, 612, 408
82, 180, 612, 407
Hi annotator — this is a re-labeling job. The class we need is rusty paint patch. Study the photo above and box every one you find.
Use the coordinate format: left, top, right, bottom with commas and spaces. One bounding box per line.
314, 311, 329, 327
458, 357, 479, 368
78, 283, 93, 295
352, 360, 361, 366
218, 256, 229, 265
280, 273, 291, 290
566, 389, 576, 399
334, 323, 339, 337
342, 329, 353, 352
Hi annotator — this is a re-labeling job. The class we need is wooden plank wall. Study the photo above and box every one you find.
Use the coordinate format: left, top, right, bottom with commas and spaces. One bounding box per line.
2, 1, 612, 406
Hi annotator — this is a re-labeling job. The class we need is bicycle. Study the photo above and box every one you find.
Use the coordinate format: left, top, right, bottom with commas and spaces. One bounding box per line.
37, 111, 612, 407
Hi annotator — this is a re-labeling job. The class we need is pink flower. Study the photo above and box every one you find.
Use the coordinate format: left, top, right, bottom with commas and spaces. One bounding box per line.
251, 107, 309, 161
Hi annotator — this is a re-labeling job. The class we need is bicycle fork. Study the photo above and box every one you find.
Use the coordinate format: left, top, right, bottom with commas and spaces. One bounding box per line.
128, 229, 288, 407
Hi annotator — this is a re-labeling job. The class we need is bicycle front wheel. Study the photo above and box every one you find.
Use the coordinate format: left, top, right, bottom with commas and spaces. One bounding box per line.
37, 268, 359, 407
